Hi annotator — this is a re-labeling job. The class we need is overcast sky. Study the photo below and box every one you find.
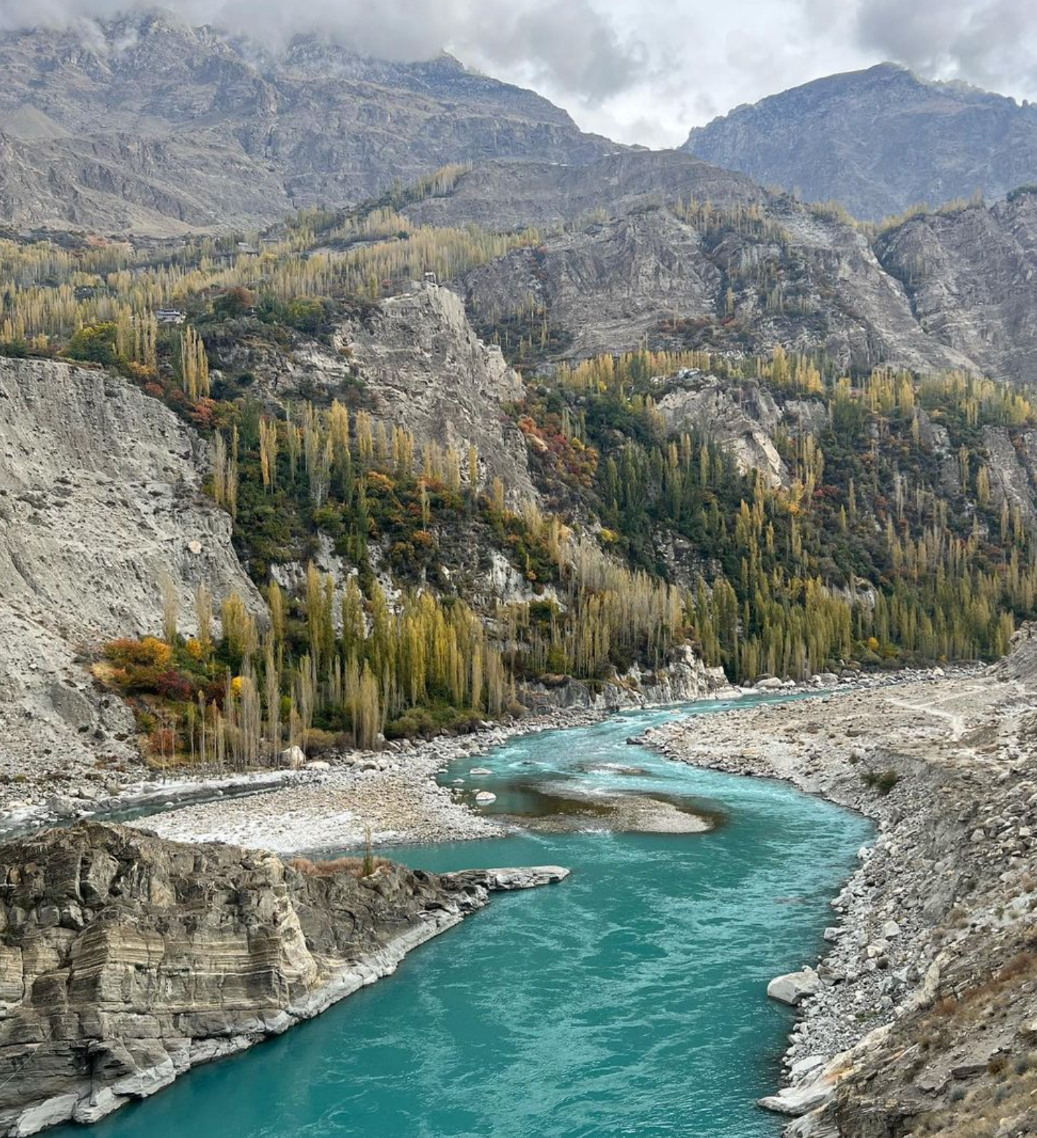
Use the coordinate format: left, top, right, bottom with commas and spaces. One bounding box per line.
4, 1, 1037, 146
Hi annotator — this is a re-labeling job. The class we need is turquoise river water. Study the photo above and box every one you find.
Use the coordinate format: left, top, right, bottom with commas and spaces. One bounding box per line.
53, 696, 872, 1138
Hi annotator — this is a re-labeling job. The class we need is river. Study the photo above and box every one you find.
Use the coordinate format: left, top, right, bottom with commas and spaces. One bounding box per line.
51, 697, 872, 1138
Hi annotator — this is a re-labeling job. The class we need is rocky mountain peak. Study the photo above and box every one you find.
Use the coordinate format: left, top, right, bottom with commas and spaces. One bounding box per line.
683, 62, 1037, 220
0, 17, 615, 234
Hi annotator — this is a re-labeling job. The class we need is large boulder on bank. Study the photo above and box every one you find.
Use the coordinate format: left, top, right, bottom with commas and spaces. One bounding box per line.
280, 745, 306, 769
767, 967, 822, 1005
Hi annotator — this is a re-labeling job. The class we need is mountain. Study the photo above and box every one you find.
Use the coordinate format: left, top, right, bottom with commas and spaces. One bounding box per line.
0, 11, 616, 235
683, 62, 1037, 221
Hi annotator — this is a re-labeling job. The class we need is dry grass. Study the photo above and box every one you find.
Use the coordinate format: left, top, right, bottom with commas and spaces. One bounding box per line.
288, 855, 394, 879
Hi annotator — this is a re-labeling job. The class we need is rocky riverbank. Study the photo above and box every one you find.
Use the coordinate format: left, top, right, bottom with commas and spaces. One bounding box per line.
0, 648, 728, 841
132, 707, 616, 852
103, 670, 932, 851
0, 664, 951, 853
639, 635, 1037, 1138
0, 822, 568, 1137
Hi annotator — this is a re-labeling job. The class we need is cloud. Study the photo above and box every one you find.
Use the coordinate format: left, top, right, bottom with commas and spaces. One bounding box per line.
0, 0, 648, 103
853, 0, 1037, 94
2, 2, 1036, 147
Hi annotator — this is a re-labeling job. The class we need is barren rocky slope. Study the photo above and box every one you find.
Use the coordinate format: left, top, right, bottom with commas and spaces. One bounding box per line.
684, 62, 1037, 220
407, 152, 972, 374
402, 150, 767, 232
0, 13, 614, 234
0, 357, 262, 786
876, 190, 1037, 388
408, 152, 1037, 386
460, 197, 971, 371
0, 822, 567, 1135
643, 629, 1037, 1138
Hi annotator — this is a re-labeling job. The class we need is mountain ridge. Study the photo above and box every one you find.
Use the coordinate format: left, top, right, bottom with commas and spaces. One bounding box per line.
0, 13, 618, 234
683, 61, 1037, 221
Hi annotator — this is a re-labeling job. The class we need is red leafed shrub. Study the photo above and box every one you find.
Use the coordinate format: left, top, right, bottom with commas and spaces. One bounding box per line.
154, 671, 196, 702
190, 398, 220, 429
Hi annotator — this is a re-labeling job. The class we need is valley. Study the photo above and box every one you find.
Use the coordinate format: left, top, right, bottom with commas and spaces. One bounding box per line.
1, 8, 1037, 1138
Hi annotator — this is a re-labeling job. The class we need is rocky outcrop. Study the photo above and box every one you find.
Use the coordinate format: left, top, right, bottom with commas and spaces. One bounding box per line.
0, 823, 567, 1135
654, 374, 794, 487
981, 425, 1037, 523
0, 358, 262, 784
0, 15, 614, 234
454, 159, 972, 374
520, 647, 727, 714
876, 192, 1037, 387
342, 283, 536, 501
684, 62, 1037, 221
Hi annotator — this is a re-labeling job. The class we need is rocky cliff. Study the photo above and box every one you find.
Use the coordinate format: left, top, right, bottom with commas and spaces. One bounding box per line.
684, 62, 1037, 221
404, 148, 1037, 388
875, 191, 1037, 387
653, 373, 804, 488
342, 284, 536, 502
0, 822, 567, 1136
445, 154, 974, 374
0, 14, 614, 234
0, 358, 261, 786
209, 283, 535, 504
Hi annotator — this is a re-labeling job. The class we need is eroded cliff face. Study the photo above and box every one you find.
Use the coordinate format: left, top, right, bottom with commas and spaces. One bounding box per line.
876, 193, 1037, 388
0, 359, 262, 784
0, 823, 562, 1135
341, 284, 536, 502
452, 164, 973, 374
208, 284, 535, 506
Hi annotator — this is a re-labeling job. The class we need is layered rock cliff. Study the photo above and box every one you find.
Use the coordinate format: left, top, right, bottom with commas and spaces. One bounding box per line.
0, 358, 261, 785
0, 822, 567, 1135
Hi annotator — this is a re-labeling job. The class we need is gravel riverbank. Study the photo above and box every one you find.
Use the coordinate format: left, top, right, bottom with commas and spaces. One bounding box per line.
639, 653, 1037, 1136
129, 707, 612, 852
85, 669, 940, 852
1, 665, 950, 850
